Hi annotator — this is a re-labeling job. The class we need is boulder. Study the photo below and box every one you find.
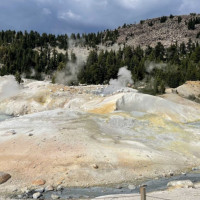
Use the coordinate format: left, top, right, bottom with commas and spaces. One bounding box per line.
128, 184, 136, 190
33, 192, 41, 199
21, 187, 30, 194
35, 187, 44, 193
51, 194, 60, 199
0, 172, 11, 184
167, 180, 194, 188
92, 164, 99, 169
32, 179, 46, 186
45, 185, 54, 192
56, 185, 63, 191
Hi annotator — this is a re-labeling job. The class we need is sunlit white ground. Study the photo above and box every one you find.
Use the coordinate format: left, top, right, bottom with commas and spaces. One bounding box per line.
0, 76, 200, 198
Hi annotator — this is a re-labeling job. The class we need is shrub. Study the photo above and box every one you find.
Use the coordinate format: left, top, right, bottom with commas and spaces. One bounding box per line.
160, 16, 167, 23
188, 19, 196, 30
148, 21, 153, 26
190, 13, 196, 16
178, 16, 182, 24
140, 20, 144, 24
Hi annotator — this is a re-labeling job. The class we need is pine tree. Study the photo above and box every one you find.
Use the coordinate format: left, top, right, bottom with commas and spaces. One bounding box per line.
15, 71, 22, 84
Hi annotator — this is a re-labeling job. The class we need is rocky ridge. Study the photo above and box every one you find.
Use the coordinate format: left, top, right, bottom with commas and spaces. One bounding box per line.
117, 14, 200, 48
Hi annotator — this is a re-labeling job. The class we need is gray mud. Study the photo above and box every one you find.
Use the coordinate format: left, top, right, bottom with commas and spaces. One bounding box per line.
13, 172, 200, 199
0, 114, 12, 122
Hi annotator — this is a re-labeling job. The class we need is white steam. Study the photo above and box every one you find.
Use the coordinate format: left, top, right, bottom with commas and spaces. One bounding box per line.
31, 68, 36, 77
68, 38, 85, 48
0, 76, 20, 100
145, 61, 167, 73
109, 66, 133, 87
55, 52, 85, 85
103, 66, 134, 95
54, 38, 91, 85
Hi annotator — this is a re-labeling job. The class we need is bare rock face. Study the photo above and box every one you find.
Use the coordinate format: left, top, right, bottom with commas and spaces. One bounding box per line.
0, 172, 11, 184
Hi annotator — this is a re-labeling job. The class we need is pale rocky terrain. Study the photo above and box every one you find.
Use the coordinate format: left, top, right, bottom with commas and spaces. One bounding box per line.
117, 14, 200, 48
0, 76, 200, 199
176, 81, 200, 99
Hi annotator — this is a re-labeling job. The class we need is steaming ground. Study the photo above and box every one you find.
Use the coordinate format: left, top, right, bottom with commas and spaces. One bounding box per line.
0, 76, 200, 198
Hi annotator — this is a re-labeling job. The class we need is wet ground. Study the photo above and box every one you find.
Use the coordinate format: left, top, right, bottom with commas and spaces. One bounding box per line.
0, 114, 12, 122
13, 171, 200, 199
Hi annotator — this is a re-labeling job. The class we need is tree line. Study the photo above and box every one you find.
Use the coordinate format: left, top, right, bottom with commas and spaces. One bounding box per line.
0, 29, 118, 79
78, 40, 200, 94
0, 30, 200, 95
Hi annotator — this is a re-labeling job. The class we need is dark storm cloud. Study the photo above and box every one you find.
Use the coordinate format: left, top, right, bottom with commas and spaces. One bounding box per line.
0, 0, 199, 34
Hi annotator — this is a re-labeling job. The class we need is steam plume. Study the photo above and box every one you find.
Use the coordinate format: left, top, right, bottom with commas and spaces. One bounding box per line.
55, 52, 85, 85
0, 76, 20, 100
103, 66, 133, 95
145, 61, 167, 73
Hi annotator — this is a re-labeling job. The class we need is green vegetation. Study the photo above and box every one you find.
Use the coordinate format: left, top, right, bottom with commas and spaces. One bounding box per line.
148, 21, 154, 26
78, 41, 200, 94
160, 16, 168, 23
178, 16, 182, 24
190, 13, 197, 16
140, 20, 145, 24
187, 17, 200, 30
0, 29, 119, 79
0, 14, 200, 96
15, 71, 22, 84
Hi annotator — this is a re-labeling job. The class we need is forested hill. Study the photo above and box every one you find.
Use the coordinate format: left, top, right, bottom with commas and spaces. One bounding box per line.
0, 13, 200, 95
0, 29, 118, 79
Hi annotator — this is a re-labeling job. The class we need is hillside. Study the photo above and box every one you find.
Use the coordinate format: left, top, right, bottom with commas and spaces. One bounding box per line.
117, 14, 200, 48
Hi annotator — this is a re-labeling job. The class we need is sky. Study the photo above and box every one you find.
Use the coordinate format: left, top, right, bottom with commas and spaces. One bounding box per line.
0, 0, 199, 35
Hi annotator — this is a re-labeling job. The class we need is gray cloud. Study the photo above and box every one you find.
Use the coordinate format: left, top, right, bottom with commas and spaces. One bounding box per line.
0, 0, 199, 34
